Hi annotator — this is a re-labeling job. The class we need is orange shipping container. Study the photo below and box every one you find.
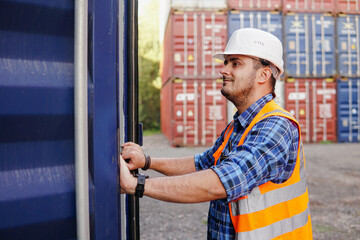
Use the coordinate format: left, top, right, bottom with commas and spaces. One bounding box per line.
161, 79, 227, 146
285, 78, 337, 143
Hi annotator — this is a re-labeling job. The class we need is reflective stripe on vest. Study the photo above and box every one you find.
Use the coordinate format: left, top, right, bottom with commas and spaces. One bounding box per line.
214, 100, 313, 240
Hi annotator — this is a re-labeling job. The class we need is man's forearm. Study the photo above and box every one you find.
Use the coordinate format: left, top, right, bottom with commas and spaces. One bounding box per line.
143, 169, 227, 203
150, 156, 196, 176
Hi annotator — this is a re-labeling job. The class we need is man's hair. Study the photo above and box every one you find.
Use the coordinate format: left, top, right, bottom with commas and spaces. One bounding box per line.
252, 58, 277, 98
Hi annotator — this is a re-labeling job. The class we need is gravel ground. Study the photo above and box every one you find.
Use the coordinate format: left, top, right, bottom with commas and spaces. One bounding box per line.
139, 134, 360, 240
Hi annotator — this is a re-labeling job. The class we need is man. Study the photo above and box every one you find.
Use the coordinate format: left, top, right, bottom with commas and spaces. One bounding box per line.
120, 28, 313, 240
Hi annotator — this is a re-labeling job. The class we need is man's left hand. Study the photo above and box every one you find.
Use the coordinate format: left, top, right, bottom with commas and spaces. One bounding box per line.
119, 155, 136, 194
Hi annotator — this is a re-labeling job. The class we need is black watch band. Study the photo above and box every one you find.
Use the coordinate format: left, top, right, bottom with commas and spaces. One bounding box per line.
134, 174, 149, 198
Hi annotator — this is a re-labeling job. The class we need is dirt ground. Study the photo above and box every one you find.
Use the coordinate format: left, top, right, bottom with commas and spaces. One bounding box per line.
139, 134, 360, 240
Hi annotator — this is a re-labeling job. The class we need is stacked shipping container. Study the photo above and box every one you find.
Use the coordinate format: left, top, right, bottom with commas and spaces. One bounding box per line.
282, 10, 338, 142
337, 78, 360, 142
160, 2, 228, 146
336, 14, 360, 142
160, 0, 360, 144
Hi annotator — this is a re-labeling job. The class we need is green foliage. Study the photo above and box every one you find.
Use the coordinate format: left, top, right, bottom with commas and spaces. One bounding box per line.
139, 56, 160, 130
143, 129, 162, 136
138, 0, 161, 131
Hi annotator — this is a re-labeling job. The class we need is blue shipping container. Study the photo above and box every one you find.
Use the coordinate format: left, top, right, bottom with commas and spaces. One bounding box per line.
228, 11, 282, 41
337, 78, 360, 142
337, 15, 360, 77
284, 13, 336, 78
0, 0, 133, 239
0, 1, 77, 238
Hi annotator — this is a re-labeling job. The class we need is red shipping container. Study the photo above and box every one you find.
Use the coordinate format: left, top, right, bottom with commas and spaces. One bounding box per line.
282, 0, 334, 13
336, 0, 360, 14
161, 79, 228, 146
161, 11, 227, 84
285, 78, 337, 143
228, 0, 281, 11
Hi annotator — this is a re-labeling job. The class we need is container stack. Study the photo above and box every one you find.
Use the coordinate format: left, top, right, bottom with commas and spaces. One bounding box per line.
282, 2, 338, 143
160, 0, 360, 145
160, 1, 229, 146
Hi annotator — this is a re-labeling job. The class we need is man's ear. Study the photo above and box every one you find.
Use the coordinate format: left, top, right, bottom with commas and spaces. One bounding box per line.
258, 67, 272, 84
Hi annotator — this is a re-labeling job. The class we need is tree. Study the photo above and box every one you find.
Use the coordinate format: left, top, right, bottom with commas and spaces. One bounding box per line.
138, 0, 161, 131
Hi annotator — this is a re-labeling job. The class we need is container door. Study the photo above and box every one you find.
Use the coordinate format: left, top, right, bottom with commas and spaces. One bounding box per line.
336, 0, 360, 14
172, 12, 226, 80
200, 12, 227, 79
200, 80, 227, 145
173, 13, 198, 78
285, 79, 312, 142
228, 0, 282, 11
283, 0, 334, 13
337, 78, 360, 142
311, 79, 337, 142
173, 80, 198, 146
337, 15, 360, 77
0, 1, 77, 239
285, 13, 311, 77
228, 11, 282, 41
285, 78, 337, 143
311, 14, 336, 77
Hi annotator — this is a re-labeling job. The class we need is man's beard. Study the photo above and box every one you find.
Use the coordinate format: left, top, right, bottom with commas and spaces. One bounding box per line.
221, 72, 256, 108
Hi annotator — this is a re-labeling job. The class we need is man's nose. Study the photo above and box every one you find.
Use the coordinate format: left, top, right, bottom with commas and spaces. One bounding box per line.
219, 65, 230, 77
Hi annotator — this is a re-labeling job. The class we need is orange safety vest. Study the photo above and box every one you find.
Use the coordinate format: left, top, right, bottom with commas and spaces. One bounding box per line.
213, 100, 313, 240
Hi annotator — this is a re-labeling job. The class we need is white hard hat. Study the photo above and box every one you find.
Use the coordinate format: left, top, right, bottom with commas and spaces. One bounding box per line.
213, 28, 284, 79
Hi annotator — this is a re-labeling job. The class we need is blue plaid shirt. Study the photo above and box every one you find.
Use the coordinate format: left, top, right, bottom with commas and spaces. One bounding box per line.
194, 94, 299, 240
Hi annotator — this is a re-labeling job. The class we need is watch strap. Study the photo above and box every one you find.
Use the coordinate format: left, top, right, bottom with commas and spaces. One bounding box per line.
134, 174, 149, 198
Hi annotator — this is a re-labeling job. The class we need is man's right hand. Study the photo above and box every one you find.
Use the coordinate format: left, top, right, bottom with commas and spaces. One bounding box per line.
121, 142, 146, 170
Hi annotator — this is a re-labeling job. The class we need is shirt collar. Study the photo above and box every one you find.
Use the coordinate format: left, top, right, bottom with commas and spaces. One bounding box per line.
233, 93, 273, 128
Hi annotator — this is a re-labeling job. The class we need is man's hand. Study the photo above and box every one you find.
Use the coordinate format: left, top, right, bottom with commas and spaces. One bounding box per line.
121, 142, 146, 170
119, 155, 136, 194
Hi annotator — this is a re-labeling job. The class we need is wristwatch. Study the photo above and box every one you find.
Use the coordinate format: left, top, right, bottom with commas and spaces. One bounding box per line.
134, 174, 149, 198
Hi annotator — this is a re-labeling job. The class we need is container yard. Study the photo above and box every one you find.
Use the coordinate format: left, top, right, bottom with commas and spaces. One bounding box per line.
160, 0, 360, 145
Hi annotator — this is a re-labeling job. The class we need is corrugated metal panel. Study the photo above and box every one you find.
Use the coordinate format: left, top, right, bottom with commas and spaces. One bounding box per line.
337, 15, 360, 77
311, 14, 336, 77
200, 80, 228, 145
228, 11, 282, 41
285, 13, 311, 77
161, 11, 227, 84
228, 0, 282, 11
283, 0, 334, 13
170, 0, 227, 10
284, 13, 335, 78
336, 0, 360, 14
337, 78, 360, 142
161, 79, 227, 146
285, 78, 337, 143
